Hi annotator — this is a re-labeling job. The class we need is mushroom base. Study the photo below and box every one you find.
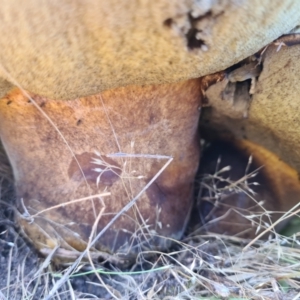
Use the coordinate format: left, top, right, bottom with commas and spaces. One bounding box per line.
0, 79, 202, 264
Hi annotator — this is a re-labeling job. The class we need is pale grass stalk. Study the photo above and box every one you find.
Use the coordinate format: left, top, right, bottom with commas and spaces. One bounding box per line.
6, 245, 13, 300
86, 206, 120, 300
143, 250, 216, 293
0, 291, 5, 300
30, 192, 110, 218
66, 280, 75, 300
244, 203, 300, 251
292, 291, 300, 300
99, 94, 122, 153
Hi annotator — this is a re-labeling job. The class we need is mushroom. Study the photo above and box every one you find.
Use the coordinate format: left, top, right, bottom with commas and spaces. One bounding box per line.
0, 1, 299, 265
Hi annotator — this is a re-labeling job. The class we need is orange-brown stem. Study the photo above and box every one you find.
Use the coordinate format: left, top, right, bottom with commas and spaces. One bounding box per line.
0, 79, 202, 263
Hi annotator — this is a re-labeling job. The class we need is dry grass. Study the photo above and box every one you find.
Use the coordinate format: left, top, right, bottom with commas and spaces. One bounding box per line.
0, 144, 300, 300
1, 213, 300, 299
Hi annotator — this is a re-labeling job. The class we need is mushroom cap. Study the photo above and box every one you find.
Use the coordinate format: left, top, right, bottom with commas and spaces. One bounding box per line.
0, 0, 299, 99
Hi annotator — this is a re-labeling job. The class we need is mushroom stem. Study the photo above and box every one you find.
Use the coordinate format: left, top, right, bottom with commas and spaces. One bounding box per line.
0, 79, 202, 264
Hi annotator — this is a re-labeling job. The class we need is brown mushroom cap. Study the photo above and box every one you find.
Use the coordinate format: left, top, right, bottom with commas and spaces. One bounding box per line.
0, 0, 299, 99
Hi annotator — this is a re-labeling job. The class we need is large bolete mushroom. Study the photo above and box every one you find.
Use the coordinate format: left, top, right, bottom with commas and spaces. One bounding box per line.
0, 1, 299, 264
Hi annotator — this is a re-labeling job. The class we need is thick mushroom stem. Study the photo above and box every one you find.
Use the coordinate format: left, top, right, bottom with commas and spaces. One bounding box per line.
0, 79, 202, 263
